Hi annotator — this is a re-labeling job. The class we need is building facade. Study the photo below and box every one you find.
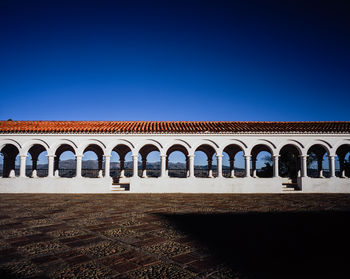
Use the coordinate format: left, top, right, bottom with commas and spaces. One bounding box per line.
0, 120, 349, 193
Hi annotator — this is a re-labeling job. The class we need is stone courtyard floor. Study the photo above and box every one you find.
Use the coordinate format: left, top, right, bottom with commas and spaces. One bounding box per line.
1, 193, 350, 279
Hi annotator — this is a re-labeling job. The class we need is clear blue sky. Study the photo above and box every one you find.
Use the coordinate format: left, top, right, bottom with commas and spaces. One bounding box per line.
1, 0, 349, 121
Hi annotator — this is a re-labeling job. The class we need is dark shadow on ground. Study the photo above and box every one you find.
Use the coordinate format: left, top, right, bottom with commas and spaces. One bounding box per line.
158, 211, 350, 279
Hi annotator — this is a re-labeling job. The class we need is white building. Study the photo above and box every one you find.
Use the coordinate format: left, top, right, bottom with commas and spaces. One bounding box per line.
0, 120, 349, 193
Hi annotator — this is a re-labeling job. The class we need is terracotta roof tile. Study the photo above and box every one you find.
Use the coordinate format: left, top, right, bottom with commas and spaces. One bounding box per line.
0, 121, 349, 134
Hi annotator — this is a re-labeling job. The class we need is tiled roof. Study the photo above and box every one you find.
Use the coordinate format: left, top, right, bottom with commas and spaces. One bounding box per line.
0, 121, 349, 134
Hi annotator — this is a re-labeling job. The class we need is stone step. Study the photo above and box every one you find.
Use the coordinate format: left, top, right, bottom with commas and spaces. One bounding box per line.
283, 188, 296, 192
282, 183, 298, 192
110, 185, 125, 191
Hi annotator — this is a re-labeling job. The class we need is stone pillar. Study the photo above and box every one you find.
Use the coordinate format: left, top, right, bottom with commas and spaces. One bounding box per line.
252, 158, 257, 178
188, 155, 194, 178
98, 156, 103, 171
132, 154, 138, 178
54, 156, 59, 172
19, 155, 27, 177
47, 155, 55, 177
300, 155, 308, 177
208, 158, 213, 178
104, 155, 111, 177
20, 155, 27, 177
229, 159, 235, 178
165, 156, 169, 176
186, 157, 189, 177
120, 158, 125, 177
216, 154, 223, 178
141, 157, 147, 178
244, 155, 251, 177
329, 155, 335, 178
160, 155, 167, 177
31, 155, 38, 178
75, 155, 82, 178
32, 157, 38, 172
339, 155, 345, 177
273, 155, 279, 177
317, 156, 323, 177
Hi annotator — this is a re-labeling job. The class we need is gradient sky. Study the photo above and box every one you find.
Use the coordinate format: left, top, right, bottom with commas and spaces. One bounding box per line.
1, 0, 349, 121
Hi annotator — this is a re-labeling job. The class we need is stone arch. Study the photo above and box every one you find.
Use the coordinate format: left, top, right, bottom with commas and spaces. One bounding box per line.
250, 143, 274, 156
277, 140, 304, 155
305, 140, 332, 156
250, 143, 274, 178
82, 144, 105, 178
222, 143, 246, 178
194, 143, 217, 178
334, 139, 350, 153
0, 143, 20, 177
106, 139, 135, 155
223, 143, 245, 158
78, 139, 107, 156
110, 144, 133, 178
248, 140, 276, 156
164, 139, 191, 153
166, 144, 190, 178
0, 139, 22, 152
136, 139, 163, 155
192, 140, 219, 155
21, 139, 49, 155
335, 143, 350, 177
138, 143, 161, 178
25, 143, 49, 178
307, 143, 331, 178
279, 144, 302, 181
51, 139, 78, 156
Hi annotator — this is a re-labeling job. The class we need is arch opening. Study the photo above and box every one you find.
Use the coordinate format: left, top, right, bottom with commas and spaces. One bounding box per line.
138, 144, 160, 178
166, 144, 188, 178
82, 144, 104, 178
307, 144, 329, 178
279, 144, 301, 182
0, 144, 20, 177
55, 144, 76, 177
110, 144, 133, 179
26, 144, 48, 177
251, 144, 273, 178
223, 144, 245, 178
336, 144, 350, 178
194, 144, 217, 178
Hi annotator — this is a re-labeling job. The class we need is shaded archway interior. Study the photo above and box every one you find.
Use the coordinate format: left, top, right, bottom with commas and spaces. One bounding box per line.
307, 144, 329, 177
336, 144, 350, 177
223, 144, 244, 178
0, 144, 19, 177
195, 144, 216, 177
279, 144, 301, 181
27, 144, 48, 177
166, 144, 189, 178
251, 144, 273, 178
111, 144, 132, 177
139, 144, 160, 177
54, 144, 76, 177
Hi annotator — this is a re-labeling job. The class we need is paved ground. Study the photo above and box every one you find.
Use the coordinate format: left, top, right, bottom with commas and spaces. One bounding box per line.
1, 193, 350, 279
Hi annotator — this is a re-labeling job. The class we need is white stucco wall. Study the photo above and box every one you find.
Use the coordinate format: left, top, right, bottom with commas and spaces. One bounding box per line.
0, 132, 349, 193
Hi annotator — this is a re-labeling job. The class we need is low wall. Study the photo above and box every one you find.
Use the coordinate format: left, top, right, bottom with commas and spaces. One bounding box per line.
300, 177, 350, 193
0, 177, 349, 193
0, 177, 113, 193
129, 177, 283, 193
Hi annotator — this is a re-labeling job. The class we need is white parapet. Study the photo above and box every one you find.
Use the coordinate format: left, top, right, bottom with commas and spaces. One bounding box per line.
128, 177, 283, 193
299, 177, 350, 193
0, 176, 349, 193
0, 177, 113, 193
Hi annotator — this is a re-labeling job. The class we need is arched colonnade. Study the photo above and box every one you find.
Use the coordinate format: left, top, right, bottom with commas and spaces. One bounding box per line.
1, 138, 349, 180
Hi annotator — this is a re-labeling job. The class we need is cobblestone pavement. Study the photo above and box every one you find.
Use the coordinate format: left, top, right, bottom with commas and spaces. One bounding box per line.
1, 193, 350, 279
